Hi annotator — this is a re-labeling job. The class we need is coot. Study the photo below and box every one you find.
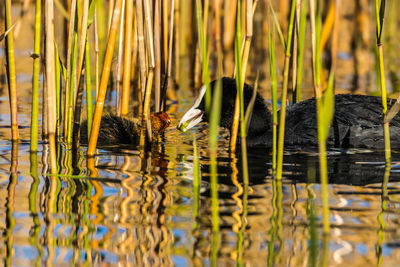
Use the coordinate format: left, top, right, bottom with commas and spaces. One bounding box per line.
80, 112, 171, 146
178, 77, 400, 149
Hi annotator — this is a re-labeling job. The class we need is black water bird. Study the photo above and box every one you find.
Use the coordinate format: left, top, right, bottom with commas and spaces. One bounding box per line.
178, 77, 400, 149
80, 112, 171, 147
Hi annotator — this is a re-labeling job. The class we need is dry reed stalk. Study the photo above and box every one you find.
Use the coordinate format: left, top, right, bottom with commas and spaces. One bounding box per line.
162, 0, 168, 70
194, 47, 202, 88
223, 0, 237, 51
131, 8, 138, 82
74, 0, 90, 117
155, 0, 161, 112
162, 0, 175, 111
45, 0, 57, 173
331, 0, 340, 71
291, 0, 300, 103
174, 0, 180, 84
87, 0, 124, 156
167, 0, 175, 79
116, 0, 126, 114
320, 1, 335, 52
4, 0, 19, 141
121, 0, 134, 117
136, 0, 147, 96
214, 0, 222, 71
143, 0, 155, 130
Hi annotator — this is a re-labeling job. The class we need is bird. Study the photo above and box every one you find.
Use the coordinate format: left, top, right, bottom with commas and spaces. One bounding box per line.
178, 77, 400, 149
80, 112, 171, 147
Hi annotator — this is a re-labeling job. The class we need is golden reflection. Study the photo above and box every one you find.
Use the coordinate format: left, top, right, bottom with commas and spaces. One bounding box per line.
42, 143, 59, 266
376, 163, 391, 266
29, 152, 43, 267
307, 184, 318, 267
5, 141, 18, 266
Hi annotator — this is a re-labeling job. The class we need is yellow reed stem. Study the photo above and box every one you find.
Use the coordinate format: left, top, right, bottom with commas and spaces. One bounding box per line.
121, 0, 133, 117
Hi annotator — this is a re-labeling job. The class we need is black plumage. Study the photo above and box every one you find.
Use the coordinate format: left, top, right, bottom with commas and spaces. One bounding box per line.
80, 115, 141, 146
180, 77, 400, 149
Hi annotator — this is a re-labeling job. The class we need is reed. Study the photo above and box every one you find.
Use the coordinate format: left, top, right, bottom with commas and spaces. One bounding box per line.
94, 11, 99, 96
268, 15, 278, 172
64, 0, 78, 144
136, 0, 146, 100
115, 0, 126, 114
76, 0, 90, 100
4, 0, 19, 141
120, 0, 133, 117
55, 44, 62, 139
195, 0, 211, 114
87, 0, 124, 156
45, 0, 58, 174
310, 0, 337, 235
231, 0, 251, 184
230, 0, 257, 153
295, 0, 307, 103
162, 1, 168, 70
154, 0, 161, 112
163, 0, 175, 111
276, 0, 296, 180
375, 0, 391, 162
30, 0, 41, 152
142, 0, 156, 137
85, 34, 93, 139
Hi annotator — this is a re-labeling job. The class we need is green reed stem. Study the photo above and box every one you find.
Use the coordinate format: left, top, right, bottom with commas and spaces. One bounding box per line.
276, 0, 296, 180
66, 6, 79, 144
267, 1, 286, 51
63, 0, 76, 141
85, 33, 93, 140
209, 74, 221, 245
234, 0, 249, 185
295, 0, 307, 102
311, 0, 333, 235
5, 0, 19, 141
28, 152, 43, 266
375, 0, 391, 162
195, 0, 211, 115
55, 44, 62, 140
268, 18, 278, 172
30, 0, 41, 152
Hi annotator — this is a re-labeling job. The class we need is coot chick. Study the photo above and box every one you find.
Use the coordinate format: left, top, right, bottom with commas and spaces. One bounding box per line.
178, 77, 400, 149
80, 112, 171, 146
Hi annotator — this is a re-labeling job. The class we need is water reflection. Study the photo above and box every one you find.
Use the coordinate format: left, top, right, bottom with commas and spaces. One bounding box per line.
0, 125, 399, 266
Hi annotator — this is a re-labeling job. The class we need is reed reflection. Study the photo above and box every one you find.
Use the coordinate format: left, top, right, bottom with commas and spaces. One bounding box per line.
5, 141, 18, 267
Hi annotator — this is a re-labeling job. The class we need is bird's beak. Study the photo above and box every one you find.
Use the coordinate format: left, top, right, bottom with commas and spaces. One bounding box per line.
177, 108, 204, 132
177, 84, 207, 132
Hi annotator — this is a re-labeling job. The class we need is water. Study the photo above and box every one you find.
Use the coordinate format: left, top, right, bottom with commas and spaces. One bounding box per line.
2, 97, 400, 266
2, 1, 400, 266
